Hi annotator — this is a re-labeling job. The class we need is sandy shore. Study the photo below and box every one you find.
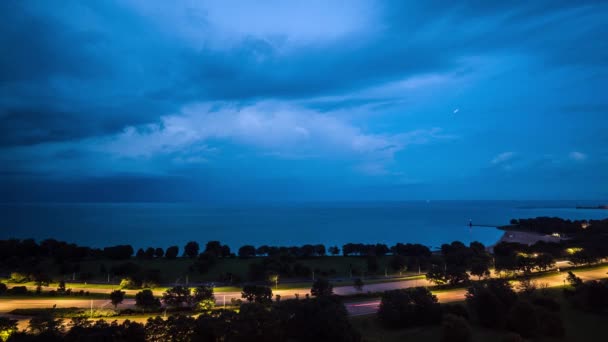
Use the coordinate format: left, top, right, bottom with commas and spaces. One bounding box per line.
488, 230, 562, 252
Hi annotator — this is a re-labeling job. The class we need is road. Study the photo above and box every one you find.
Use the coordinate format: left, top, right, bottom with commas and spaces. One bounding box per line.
345, 265, 608, 316
2, 263, 606, 325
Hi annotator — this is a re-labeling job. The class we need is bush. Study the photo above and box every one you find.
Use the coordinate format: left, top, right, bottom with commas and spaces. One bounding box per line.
119, 278, 141, 290
0, 283, 7, 295
441, 314, 472, 342
9, 272, 29, 283
8, 286, 29, 295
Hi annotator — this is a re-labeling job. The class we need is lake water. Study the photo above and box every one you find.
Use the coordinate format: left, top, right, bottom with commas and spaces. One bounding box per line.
1, 201, 606, 251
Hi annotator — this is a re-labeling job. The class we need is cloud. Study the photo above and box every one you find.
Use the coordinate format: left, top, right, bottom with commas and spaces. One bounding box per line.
491, 152, 516, 165
569, 151, 587, 161
124, 0, 379, 48
102, 101, 452, 165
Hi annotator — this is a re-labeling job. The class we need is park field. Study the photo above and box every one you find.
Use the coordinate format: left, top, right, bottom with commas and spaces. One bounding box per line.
3, 255, 418, 285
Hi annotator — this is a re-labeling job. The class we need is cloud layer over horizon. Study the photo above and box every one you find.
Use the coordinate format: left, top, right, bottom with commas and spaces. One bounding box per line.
1, 0, 607, 201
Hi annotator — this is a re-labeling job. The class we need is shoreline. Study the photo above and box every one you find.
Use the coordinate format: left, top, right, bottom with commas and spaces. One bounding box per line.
488, 229, 562, 252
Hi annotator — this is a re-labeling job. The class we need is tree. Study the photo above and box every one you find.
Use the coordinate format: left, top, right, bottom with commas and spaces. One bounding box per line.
154, 247, 164, 258
192, 252, 216, 274
135, 289, 161, 312
566, 271, 583, 288
535, 253, 555, 271
273, 296, 360, 341
162, 286, 192, 308
440, 241, 472, 285
328, 246, 340, 256
517, 277, 537, 296
119, 277, 140, 290
441, 314, 472, 342
314, 244, 326, 256
538, 310, 565, 338
238, 245, 256, 258
241, 285, 273, 304
353, 278, 364, 292
136, 248, 145, 259
267, 273, 279, 289
27, 315, 65, 336
184, 241, 199, 258
374, 244, 389, 256
103, 245, 134, 260
204, 241, 224, 257
57, 280, 66, 294
389, 255, 407, 273
0, 317, 18, 341
465, 279, 517, 329
311, 278, 333, 297
366, 256, 379, 273
64, 319, 146, 341
144, 247, 155, 259
256, 245, 270, 256
377, 287, 441, 328
193, 285, 215, 312
507, 300, 539, 338
470, 259, 491, 279
165, 246, 179, 259
426, 264, 448, 285
110, 290, 125, 309
470, 241, 491, 279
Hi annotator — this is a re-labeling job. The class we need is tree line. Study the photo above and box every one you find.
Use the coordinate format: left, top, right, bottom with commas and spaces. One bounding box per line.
1, 278, 358, 342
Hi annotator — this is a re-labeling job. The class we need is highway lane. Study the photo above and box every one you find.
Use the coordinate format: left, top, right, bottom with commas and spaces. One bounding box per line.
2, 265, 606, 322
345, 265, 608, 316
1, 260, 575, 298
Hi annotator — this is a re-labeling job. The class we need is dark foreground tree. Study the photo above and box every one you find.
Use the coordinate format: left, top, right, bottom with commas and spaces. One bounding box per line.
241, 285, 273, 304
0, 317, 18, 341
162, 286, 192, 308
465, 279, 517, 329
507, 300, 539, 338
311, 278, 333, 297
64, 319, 146, 342
193, 285, 215, 312
109, 290, 125, 309
135, 289, 161, 313
441, 314, 472, 342
377, 287, 441, 328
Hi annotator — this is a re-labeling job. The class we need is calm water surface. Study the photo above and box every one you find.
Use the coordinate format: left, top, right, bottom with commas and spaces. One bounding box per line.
1, 201, 606, 250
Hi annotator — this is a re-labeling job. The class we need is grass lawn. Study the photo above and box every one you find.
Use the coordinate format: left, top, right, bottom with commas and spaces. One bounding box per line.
4, 255, 418, 284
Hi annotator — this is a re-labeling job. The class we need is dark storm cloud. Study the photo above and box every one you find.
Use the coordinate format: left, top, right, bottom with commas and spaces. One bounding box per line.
2, 0, 607, 144
1, 0, 607, 201
0, 1, 105, 84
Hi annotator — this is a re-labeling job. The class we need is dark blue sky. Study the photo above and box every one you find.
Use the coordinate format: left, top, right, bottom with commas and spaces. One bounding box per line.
1, 0, 607, 202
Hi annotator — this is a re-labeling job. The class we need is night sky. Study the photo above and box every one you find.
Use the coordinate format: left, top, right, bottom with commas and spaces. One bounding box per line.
1, 1, 607, 202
